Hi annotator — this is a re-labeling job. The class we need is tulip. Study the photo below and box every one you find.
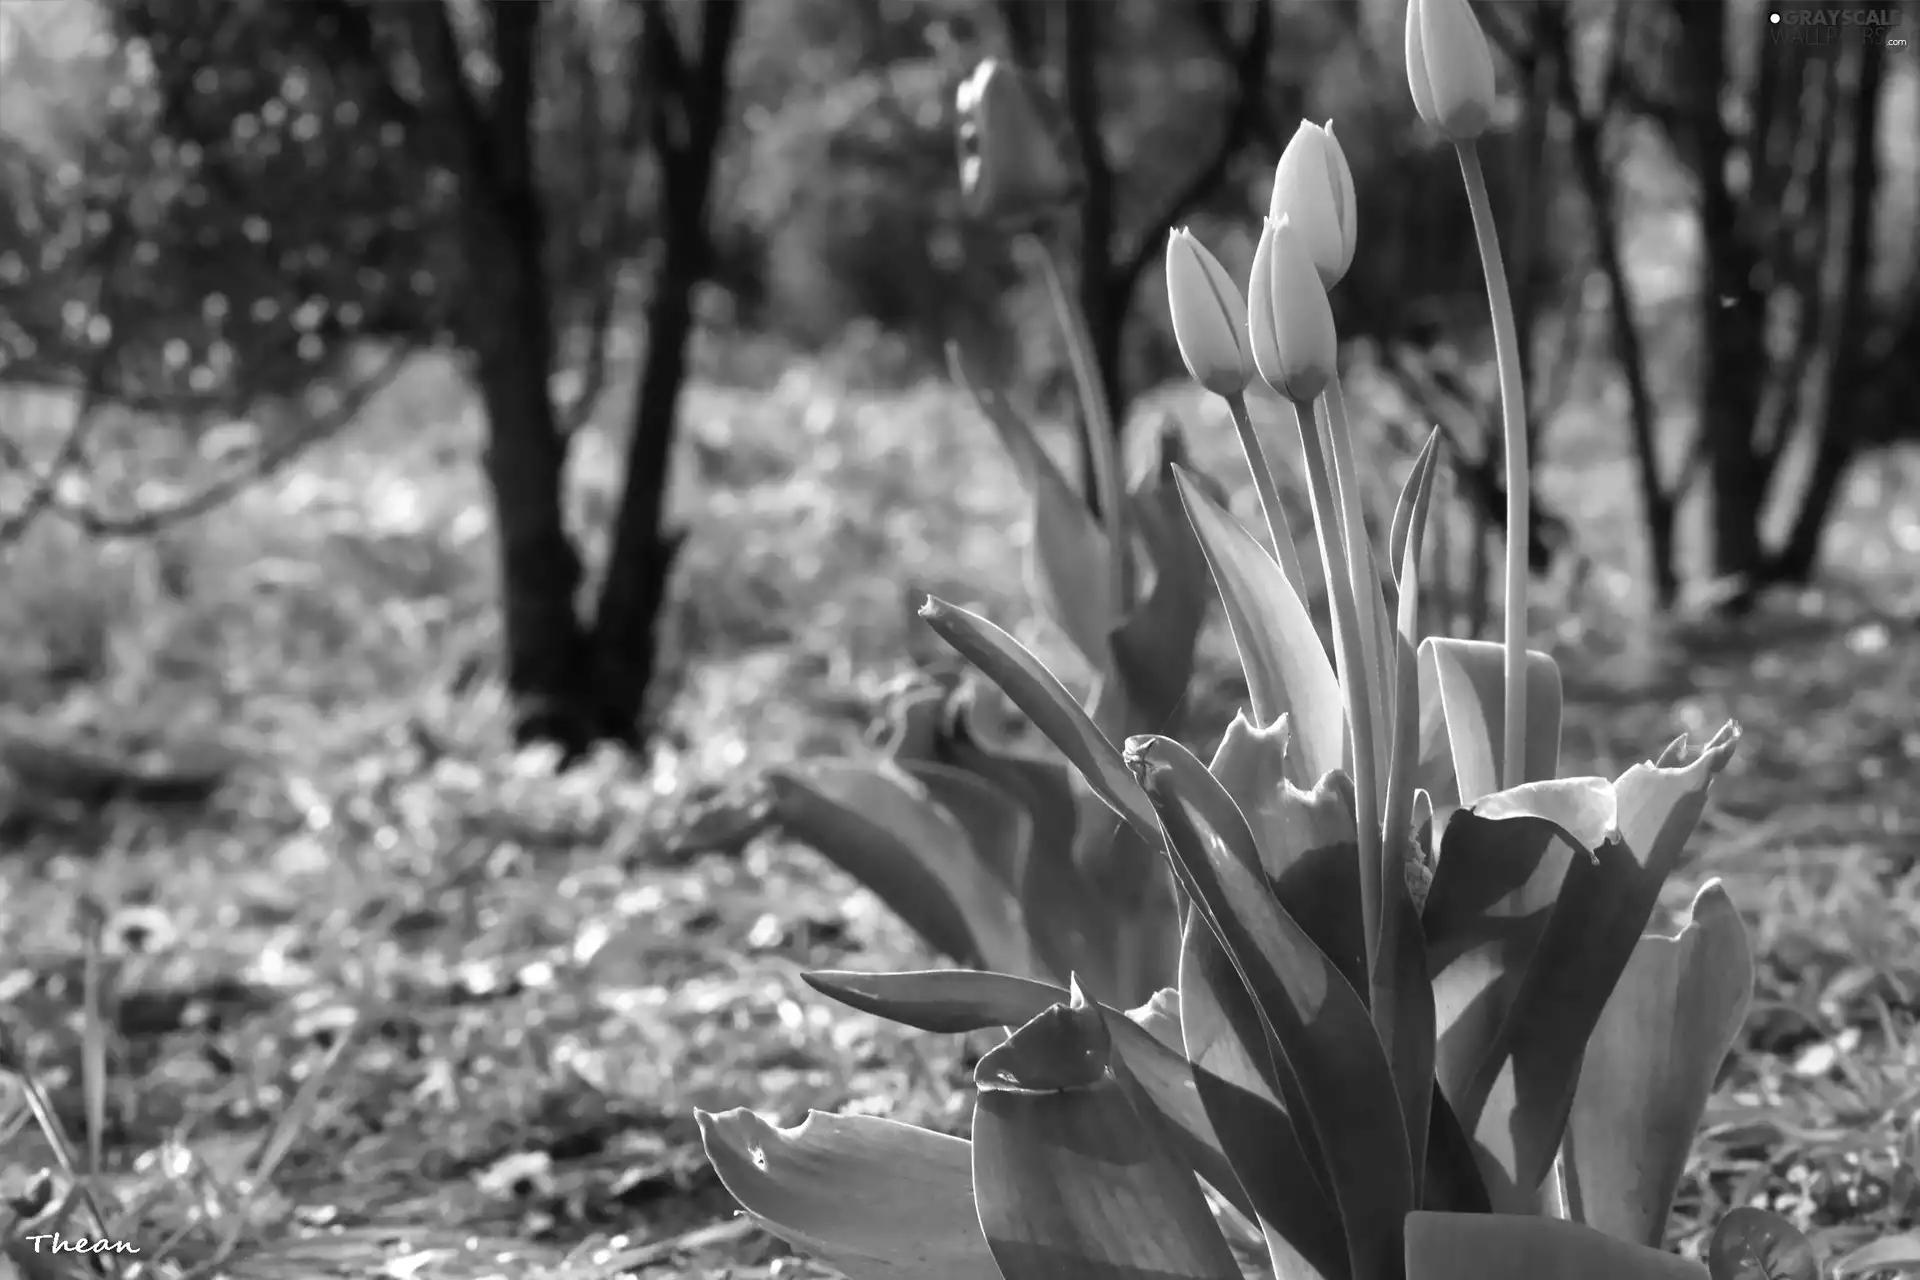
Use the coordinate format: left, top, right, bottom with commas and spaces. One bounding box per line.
1247, 216, 1338, 403
955, 58, 1081, 227
1406, 0, 1497, 142
1269, 120, 1358, 290
1165, 229, 1252, 397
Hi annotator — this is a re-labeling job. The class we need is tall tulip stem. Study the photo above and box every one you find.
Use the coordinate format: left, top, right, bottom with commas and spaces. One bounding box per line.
1456, 142, 1529, 794
1226, 391, 1310, 602
1289, 397, 1384, 986
1032, 236, 1129, 613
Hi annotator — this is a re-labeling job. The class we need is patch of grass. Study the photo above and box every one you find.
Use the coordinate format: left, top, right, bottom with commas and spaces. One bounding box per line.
2, 356, 1916, 1278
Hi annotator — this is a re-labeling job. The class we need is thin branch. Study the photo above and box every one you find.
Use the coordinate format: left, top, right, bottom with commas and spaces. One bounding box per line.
1109, 0, 1274, 310
50, 349, 409, 539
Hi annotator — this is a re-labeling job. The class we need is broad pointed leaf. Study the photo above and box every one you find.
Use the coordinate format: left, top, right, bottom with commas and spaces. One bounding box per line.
1178, 911, 1346, 1280
698, 1108, 998, 1280
972, 989, 1241, 1280
1707, 1208, 1821, 1280
1565, 879, 1755, 1246
920, 598, 1158, 838
949, 343, 1115, 670
802, 967, 1257, 1228
1421, 776, 1615, 1117
1417, 638, 1564, 808
1449, 730, 1742, 1206
1174, 467, 1344, 784
1130, 734, 1414, 1280
768, 761, 1002, 969
1404, 1211, 1709, 1280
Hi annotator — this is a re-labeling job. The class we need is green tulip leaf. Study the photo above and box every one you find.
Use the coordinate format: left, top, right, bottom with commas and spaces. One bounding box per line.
948, 343, 1115, 670
1707, 1208, 1822, 1280
1417, 637, 1565, 809
698, 1108, 999, 1280
1130, 733, 1414, 1280
1174, 466, 1344, 785
802, 966, 1258, 1228
770, 760, 1027, 973
920, 597, 1159, 839
1404, 1211, 1709, 1280
972, 987, 1242, 1280
1565, 879, 1756, 1246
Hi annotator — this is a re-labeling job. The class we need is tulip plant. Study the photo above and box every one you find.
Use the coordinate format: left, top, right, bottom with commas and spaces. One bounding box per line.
702, 2, 1844, 1276
764, 56, 1220, 1010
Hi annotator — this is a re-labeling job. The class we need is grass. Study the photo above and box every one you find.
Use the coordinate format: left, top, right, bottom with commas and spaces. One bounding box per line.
1, 348, 1917, 1278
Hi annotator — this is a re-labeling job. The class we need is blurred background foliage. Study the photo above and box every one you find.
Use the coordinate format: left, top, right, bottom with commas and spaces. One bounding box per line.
1, 0, 1916, 755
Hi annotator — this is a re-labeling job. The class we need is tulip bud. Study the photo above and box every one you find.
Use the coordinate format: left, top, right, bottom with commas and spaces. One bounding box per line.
1269, 120, 1359, 290
1405, 0, 1497, 142
955, 59, 1081, 228
1248, 216, 1338, 403
1165, 229, 1252, 397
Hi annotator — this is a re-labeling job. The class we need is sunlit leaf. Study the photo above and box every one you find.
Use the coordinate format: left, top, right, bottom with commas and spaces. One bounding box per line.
972, 988, 1241, 1280
1405, 1210, 1709, 1280
698, 1108, 998, 1280
1174, 467, 1344, 785
1706, 1208, 1821, 1280
1565, 880, 1755, 1246
1416, 637, 1564, 809
1428, 729, 1741, 1207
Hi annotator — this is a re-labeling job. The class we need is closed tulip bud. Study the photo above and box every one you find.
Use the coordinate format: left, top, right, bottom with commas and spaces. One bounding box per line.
1406, 0, 1497, 142
1165, 229, 1252, 397
1247, 216, 1338, 403
955, 58, 1081, 227
1269, 120, 1358, 290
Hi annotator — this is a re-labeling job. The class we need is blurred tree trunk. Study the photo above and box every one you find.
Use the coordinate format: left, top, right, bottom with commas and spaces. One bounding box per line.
1660, 0, 1899, 609
421, 1, 600, 748
587, 0, 742, 744
1768, 34, 1885, 583
403, 0, 741, 757
1675, 0, 1773, 591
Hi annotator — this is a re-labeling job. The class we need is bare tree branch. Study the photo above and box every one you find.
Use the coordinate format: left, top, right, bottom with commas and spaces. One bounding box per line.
1110, 0, 1274, 313
48, 349, 408, 539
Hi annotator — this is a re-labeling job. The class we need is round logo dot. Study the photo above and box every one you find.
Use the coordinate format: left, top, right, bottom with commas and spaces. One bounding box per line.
1769, 12, 1780, 20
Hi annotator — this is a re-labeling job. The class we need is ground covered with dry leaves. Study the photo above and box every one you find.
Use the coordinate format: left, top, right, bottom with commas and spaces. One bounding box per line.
1, 355, 1916, 1279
